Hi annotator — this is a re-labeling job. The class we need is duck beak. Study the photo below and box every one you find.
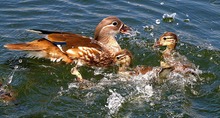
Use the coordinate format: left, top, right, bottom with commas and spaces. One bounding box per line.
120, 24, 132, 34
153, 40, 161, 48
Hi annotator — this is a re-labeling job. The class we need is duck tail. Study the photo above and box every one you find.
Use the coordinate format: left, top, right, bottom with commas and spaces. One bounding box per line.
4, 38, 49, 51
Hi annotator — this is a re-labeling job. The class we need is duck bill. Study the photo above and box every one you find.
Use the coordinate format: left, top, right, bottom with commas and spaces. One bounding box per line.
153, 40, 162, 48
120, 24, 132, 34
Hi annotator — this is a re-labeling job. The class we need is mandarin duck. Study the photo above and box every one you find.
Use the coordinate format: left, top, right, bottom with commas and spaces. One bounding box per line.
4, 16, 132, 82
153, 32, 198, 75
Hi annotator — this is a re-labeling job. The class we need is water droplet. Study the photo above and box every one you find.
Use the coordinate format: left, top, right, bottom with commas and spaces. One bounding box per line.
184, 19, 190, 22
18, 59, 22, 63
156, 19, 160, 24
14, 65, 18, 69
197, 54, 202, 57
150, 32, 154, 37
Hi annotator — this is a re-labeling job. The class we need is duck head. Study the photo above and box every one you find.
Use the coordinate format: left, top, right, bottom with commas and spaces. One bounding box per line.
154, 32, 178, 50
94, 16, 131, 40
114, 49, 133, 72
94, 16, 131, 52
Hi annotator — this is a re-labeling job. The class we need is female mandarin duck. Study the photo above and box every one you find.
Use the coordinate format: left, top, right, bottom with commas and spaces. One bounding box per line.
4, 16, 132, 82
153, 32, 198, 75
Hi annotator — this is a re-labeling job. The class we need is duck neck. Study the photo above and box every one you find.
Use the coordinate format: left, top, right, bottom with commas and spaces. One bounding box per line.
164, 44, 176, 54
96, 35, 121, 54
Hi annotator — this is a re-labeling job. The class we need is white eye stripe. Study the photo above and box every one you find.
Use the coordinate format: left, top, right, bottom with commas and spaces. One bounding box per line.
99, 24, 121, 34
108, 24, 116, 27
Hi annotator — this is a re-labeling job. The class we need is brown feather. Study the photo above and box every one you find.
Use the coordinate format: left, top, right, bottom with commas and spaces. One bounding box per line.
4, 38, 52, 50
4, 38, 72, 63
46, 33, 102, 52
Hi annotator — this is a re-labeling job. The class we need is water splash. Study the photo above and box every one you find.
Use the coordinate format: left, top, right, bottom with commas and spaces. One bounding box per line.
106, 89, 125, 116
143, 25, 154, 31
6, 65, 18, 85
162, 13, 176, 23
166, 68, 202, 88
94, 67, 104, 75
127, 29, 140, 38
135, 84, 153, 98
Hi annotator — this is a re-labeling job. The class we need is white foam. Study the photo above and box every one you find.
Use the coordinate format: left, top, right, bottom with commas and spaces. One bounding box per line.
127, 29, 140, 38
106, 89, 125, 115
163, 13, 176, 19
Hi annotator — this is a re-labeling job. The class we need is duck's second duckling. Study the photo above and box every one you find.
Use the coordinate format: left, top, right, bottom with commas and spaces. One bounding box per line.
154, 32, 199, 75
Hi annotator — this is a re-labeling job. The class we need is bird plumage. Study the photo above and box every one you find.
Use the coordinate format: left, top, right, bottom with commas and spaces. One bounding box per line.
4, 16, 132, 82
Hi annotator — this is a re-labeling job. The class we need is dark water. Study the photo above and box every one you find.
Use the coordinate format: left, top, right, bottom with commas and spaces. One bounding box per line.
0, 0, 220, 117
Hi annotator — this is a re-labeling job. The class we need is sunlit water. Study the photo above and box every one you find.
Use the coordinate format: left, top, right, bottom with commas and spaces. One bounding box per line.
0, 0, 220, 117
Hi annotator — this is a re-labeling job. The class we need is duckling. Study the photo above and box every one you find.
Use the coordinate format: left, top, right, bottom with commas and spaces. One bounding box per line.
113, 49, 171, 81
154, 32, 198, 75
113, 49, 133, 72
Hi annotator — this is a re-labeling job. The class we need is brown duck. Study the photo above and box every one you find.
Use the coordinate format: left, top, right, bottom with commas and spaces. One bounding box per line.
4, 16, 132, 82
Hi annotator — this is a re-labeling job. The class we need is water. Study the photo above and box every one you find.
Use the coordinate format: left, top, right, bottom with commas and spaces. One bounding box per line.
0, 0, 220, 117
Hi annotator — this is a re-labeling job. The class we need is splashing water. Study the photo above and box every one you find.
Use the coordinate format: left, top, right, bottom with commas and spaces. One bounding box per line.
162, 13, 176, 23
127, 29, 140, 38
6, 65, 18, 85
133, 67, 160, 82
143, 25, 154, 31
106, 89, 125, 116
94, 67, 104, 75
135, 84, 154, 98
6, 59, 22, 85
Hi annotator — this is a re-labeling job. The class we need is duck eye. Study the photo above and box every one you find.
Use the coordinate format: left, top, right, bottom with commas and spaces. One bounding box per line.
112, 21, 118, 26
116, 56, 120, 60
163, 37, 167, 40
